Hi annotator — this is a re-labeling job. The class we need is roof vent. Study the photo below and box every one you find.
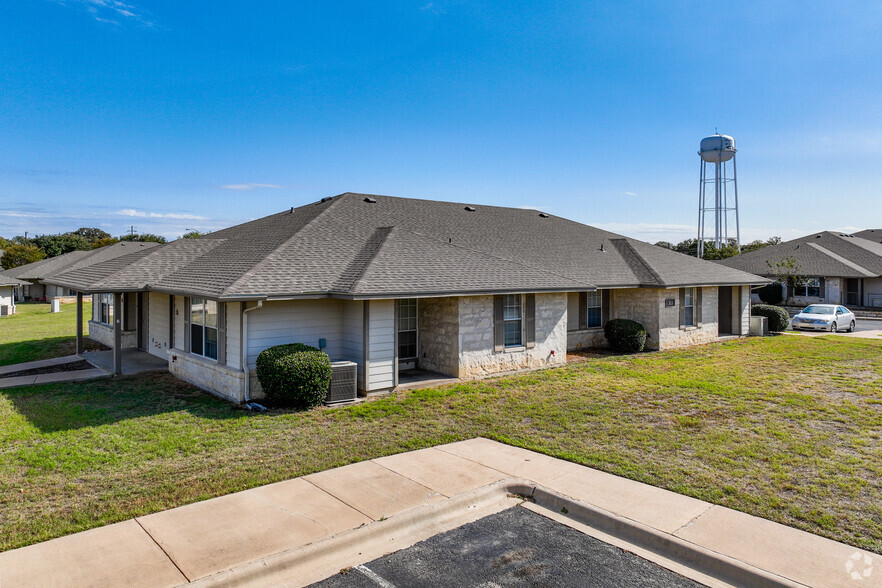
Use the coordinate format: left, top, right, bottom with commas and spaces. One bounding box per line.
815, 234, 822, 238
320, 197, 332, 203
289, 207, 294, 213
539, 212, 549, 218
364, 197, 377, 203
464, 206, 476, 212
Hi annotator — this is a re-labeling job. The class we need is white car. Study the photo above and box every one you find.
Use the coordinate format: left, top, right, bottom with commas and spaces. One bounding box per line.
791, 304, 856, 332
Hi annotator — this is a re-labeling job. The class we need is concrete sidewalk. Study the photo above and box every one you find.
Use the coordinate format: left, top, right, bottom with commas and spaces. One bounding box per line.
0, 354, 108, 389
0, 439, 877, 587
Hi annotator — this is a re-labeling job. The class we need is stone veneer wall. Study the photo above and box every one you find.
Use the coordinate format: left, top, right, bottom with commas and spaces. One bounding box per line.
417, 297, 460, 377
610, 288, 661, 349
657, 287, 719, 350
457, 293, 567, 379
566, 328, 606, 350
88, 320, 137, 349
168, 349, 246, 403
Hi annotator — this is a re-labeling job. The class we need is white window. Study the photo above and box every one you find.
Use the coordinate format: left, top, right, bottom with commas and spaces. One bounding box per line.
503, 294, 523, 347
190, 298, 218, 360
586, 291, 602, 328
684, 287, 695, 327
97, 293, 114, 325
398, 298, 417, 359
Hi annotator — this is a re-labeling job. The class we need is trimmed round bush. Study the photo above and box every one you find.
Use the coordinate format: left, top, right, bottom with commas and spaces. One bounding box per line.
751, 304, 790, 332
255, 343, 332, 409
757, 282, 784, 305
603, 318, 647, 353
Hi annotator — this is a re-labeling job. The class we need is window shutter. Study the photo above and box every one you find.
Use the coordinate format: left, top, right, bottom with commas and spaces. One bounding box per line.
818, 278, 826, 299
217, 302, 227, 365
601, 290, 610, 327
493, 295, 504, 352
183, 297, 191, 352
525, 294, 536, 348
578, 292, 587, 330
696, 288, 703, 325
679, 289, 686, 328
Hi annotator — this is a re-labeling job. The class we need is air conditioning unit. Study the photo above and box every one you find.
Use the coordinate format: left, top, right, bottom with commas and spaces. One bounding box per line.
325, 361, 357, 405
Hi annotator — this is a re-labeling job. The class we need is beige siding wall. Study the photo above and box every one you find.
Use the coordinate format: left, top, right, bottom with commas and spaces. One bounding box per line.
146, 292, 171, 359
173, 296, 186, 348
0, 286, 15, 315
366, 299, 395, 392
225, 302, 242, 371
341, 300, 365, 390
245, 299, 344, 368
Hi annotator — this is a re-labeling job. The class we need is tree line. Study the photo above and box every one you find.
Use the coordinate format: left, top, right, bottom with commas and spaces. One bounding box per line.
0, 228, 205, 270
653, 237, 781, 260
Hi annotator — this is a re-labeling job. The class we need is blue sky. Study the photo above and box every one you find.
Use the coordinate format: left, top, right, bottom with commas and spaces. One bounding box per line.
2, 1, 881, 243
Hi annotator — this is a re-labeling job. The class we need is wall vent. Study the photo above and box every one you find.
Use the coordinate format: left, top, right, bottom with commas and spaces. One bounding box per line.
325, 361, 357, 405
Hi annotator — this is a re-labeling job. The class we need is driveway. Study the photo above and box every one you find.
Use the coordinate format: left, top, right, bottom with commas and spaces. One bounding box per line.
788, 319, 882, 339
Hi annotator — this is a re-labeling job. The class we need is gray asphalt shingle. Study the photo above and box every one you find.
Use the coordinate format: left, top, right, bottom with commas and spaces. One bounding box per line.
51, 193, 766, 298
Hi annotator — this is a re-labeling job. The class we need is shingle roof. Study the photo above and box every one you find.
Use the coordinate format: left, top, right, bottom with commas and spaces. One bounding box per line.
718, 231, 882, 278
51, 193, 766, 299
3, 242, 161, 282
0, 272, 30, 287
853, 229, 882, 243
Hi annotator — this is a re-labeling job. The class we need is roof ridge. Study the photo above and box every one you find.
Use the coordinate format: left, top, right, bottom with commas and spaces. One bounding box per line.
611, 238, 663, 286
386, 226, 595, 288
220, 196, 344, 297
332, 226, 394, 293
804, 243, 876, 276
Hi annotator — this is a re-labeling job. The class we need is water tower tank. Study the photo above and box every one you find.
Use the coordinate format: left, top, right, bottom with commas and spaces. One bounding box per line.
699, 134, 736, 162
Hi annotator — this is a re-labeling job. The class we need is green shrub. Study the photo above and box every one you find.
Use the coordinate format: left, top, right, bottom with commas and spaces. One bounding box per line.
255, 343, 332, 409
603, 318, 647, 353
751, 304, 790, 332
757, 282, 784, 305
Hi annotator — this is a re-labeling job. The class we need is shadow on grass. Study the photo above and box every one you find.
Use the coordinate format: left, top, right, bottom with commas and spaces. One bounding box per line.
4, 372, 242, 433
0, 336, 106, 368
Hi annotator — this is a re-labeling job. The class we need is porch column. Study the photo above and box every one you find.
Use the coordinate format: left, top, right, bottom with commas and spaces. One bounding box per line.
113, 292, 122, 375
76, 292, 84, 354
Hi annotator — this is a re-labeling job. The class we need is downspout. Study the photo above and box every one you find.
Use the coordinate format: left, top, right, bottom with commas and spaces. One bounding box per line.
242, 300, 266, 411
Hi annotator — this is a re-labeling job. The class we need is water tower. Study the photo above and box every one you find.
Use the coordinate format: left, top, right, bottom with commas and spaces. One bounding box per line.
697, 133, 740, 258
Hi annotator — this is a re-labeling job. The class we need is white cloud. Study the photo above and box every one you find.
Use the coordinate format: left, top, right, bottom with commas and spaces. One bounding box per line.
220, 183, 283, 191
114, 209, 207, 220
52, 0, 153, 27
624, 191, 639, 197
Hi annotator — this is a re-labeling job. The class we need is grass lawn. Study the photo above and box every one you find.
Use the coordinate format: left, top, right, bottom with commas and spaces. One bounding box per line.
0, 330, 880, 554
0, 302, 104, 366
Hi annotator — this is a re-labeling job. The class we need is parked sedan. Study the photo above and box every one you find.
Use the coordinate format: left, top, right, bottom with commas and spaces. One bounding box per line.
791, 304, 856, 332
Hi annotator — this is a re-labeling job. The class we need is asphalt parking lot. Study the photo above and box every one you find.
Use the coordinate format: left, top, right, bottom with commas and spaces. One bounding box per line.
312, 506, 705, 588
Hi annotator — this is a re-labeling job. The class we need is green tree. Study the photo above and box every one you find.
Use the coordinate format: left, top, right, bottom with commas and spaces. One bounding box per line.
1, 243, 46, 270
765, 255, 808, 302
180, 230, 206, 239
119, 233, 167, 243
72, 227, 112, 242
91, 237, 120, 249
31, 233, 92, 257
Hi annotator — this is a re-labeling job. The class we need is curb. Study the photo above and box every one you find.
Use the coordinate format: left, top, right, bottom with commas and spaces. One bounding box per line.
186, 479, 801, 588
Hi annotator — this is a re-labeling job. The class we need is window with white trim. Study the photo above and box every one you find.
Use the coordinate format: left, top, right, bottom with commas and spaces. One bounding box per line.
97, 293, 114, 325
503, 294, 523, 347
586, 290, 602, 328
190, 298, 218, 360
683, 287, 695, 327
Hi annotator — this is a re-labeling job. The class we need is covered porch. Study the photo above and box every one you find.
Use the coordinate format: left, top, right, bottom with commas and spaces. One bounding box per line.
82, 349, 168, 375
